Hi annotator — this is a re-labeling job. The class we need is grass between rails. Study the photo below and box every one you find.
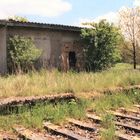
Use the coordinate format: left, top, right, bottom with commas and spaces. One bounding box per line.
93, 90, 140, 140
0, 63, 139, 139
0, 98, 92, 131
92, 89, 140, 114
101, 114, 116, 140
86, 89, 140, 139
0, 63, 140, 98
0, 90, 140, 132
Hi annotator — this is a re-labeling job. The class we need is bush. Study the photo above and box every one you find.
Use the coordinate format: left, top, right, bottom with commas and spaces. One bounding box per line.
7, 35, 42, 73
81, 20, 122, 71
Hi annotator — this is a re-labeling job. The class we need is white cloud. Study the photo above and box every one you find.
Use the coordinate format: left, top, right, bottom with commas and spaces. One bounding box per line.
74, 18, 94, 27
75, 12, 118, 27
133, 0, 140, 6
94, 12, 118, 23
0, 0, 72, 19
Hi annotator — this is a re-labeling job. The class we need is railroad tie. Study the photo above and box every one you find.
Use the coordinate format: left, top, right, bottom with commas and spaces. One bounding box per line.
110, 111, 140, 121
44, 122, 89, 140
86, 113, 140, 140
67, 118, 97, 131
13, 126, 54, 140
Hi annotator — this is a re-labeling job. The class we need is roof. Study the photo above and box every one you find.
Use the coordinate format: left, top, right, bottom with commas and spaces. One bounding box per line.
0, 20, 82, 32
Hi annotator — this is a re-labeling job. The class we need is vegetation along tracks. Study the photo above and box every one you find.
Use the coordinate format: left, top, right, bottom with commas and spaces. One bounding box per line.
0, 87, 140, 139
0, 105, 139, 140
0, 84, 140, 113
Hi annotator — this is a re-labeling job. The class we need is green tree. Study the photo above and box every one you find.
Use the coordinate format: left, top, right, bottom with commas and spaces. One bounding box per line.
7, 35, 42, 73
81, 20, 122, 71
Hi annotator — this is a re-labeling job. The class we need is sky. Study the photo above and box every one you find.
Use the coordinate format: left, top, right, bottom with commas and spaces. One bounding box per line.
0, 0, 139, 26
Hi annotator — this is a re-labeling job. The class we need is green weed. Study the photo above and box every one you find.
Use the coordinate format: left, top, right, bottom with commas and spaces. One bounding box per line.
0, 99, 91, 130
0, 63, 140, 98
93, 90, 140, 114
100, 114, 117, 140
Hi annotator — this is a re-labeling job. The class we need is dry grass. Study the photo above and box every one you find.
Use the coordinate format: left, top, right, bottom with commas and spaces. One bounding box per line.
0, 63, 140, 98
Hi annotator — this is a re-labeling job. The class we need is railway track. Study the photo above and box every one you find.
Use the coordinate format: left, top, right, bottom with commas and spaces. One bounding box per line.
0, 84, 140, 113
0, 93, 75, 109
0, 105, 140, 140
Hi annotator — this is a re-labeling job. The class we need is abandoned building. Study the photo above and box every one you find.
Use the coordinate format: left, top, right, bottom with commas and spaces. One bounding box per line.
0, 20, 85, 74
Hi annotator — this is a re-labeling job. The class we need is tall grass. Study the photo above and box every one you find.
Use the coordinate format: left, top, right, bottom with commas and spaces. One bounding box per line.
0, 90, 139, 133
0, 63, 140, 98
100, 114, 116, 140
92, 89, 140, 114
94, 90, 140, 140
0, 99, 92, 131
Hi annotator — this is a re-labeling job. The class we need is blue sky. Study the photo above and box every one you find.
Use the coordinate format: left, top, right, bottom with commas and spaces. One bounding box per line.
43, 0, 133, 25
0, 0, 138, 25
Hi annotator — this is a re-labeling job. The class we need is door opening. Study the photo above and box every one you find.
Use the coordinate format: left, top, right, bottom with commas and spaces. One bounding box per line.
69, 51, 77, 70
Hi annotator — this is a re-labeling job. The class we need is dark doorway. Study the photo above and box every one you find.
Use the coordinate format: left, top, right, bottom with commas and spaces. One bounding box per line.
69, 51, 77, 70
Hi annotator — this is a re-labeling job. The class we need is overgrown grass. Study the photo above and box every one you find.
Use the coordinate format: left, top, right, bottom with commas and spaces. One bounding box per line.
0, 99, 92, 131
95, 90, 140, 140
100, 114, 116, 140
0, 63, 140, 98
92, 89, 140, 114
0, 63, 140, 139
0, 90, 139, 138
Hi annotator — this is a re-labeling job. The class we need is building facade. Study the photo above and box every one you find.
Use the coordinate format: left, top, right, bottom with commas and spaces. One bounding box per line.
0, 20, 85, 74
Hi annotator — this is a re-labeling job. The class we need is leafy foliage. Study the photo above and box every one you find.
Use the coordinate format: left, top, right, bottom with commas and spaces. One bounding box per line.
81, 20, 122, 71
7, 35, 42, 73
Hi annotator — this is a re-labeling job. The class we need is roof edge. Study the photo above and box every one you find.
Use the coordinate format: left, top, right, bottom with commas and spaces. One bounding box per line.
0, 20, 82, 32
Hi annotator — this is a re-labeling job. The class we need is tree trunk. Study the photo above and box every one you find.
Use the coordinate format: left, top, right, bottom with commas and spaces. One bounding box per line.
132, 43, 136, 69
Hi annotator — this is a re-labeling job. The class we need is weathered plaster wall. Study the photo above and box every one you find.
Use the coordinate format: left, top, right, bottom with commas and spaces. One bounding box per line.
0, 27, 7, 74
7, 27, 81, 69
49, 31, 80, 69
7, 27, 51, 68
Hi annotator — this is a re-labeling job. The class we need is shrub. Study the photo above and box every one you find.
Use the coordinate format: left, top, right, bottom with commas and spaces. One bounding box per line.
81, 20, 122, 71
7, 35, 42, 73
